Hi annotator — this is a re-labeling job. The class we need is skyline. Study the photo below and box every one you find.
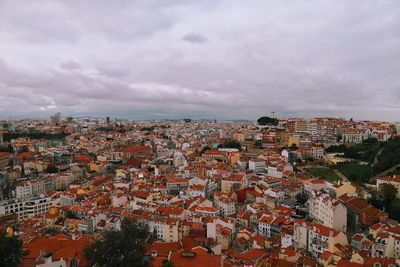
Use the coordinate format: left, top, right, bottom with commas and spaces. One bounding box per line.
1, 0, 400, 120
1, 112, 399, 123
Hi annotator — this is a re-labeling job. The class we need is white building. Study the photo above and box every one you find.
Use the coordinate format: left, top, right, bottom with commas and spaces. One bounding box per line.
342, 129, 372, 143
0, 196, 53, 221
214, 192, 236, 218
207, 218, 235, 240
307, 192, 347, 232
195, 206, 220, 217
311, 146, 324, 159
15, 181, 32, 198
248, 159, 266, 172
258, 215, 273, 237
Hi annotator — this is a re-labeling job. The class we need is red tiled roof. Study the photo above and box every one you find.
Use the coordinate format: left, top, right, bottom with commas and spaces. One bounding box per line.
169, 251, 221, 267
0, 152, 11, 157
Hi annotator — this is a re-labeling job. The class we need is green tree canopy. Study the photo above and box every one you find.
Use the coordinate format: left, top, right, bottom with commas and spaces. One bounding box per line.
389, 199, 400, 221
380, 183, 397, 202
162, 260, 175, 267
296, 192, 309, 205
218, 140, 242, 151
201, 145, 211, 154
18, 146, 29, 153
84, 219, 151, 267
45, 165, 58, 173
0, 230, 23, 267
257, 116, 278, 126
289, 144, 299, 151
0, 145, 13, 153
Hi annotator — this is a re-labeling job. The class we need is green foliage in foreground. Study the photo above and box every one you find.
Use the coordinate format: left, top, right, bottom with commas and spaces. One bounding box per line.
0, 230, 23, 267
84, 219, 151, 267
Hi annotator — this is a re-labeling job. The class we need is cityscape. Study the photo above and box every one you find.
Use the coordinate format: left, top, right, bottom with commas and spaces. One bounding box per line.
0, 114, 400, 266
1, 1, 400, 267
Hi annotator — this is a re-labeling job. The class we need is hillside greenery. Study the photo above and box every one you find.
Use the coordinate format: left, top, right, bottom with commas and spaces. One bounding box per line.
325, 137, 400, 182
304, 167, 340, 181
371, 136, 400, 175
326, 138, 382, 163
333, 163, 370, 184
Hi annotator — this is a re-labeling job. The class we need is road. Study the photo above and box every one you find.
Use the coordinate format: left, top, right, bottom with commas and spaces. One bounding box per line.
371, 163, 400, 182
333, 169, 348, 182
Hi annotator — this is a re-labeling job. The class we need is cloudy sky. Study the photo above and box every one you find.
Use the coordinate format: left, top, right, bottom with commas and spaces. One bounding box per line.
0, 0, 400, 121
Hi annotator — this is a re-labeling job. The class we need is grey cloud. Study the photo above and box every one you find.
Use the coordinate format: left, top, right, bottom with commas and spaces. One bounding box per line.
60, 60, 81, 70
182, 33, 209, 44
0, 0, 400, 121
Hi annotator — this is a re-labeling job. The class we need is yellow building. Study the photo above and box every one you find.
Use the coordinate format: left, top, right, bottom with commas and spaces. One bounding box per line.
163, 222, 179, 242
132, 191, 154, 204
89, 163, 104, 174
335, 183, 358, 197
228, 152, 241, 166
234, 132, 245, 142
288, 135, 300, 147
221, 174, 247, 193
216, 231, 231, 250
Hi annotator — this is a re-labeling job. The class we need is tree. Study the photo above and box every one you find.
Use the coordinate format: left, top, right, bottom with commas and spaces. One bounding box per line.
362, 138, 378, 145
0, 145, 13, 153
41, 227, 61, 236
390, 124, 397, 134
254, 140, 263, 148
0, 230, 23, 267
349, 174, 358, 183
84, 219, 151, 267
18, 146, 29, 153
289, 144, 298, 151
45, 165, 58, 173
367, 189, 385, 211
201, 145, 211, 154
389, 199, 400, 221
219, 140, 242, 151
296, 192, 309, 205
257, 116, 278, 126
162, 260, 175, 267
379, 183, 397, 203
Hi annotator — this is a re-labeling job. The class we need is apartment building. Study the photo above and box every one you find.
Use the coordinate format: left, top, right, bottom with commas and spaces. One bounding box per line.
307, 192, 347, 232
293, 220, 348, 258
0, 196, 53, 221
